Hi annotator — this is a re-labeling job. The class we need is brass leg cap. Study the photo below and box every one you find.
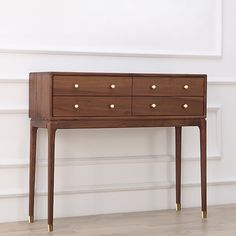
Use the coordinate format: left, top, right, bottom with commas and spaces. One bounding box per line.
202, 211, 207, 219
176, 203, 181, 211
28, 216, 34, 223
48, 224, 53, 232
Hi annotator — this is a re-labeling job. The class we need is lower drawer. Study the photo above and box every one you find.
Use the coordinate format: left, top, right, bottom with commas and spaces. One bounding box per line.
133, 97, 204, 116
53, 96, 131, 117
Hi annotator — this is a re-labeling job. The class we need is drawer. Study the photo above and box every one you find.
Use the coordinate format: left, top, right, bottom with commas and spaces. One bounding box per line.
133, 97, 204, 116
53, 76, 132, 96
53, 97, 131, 117
133, 77, 204, 96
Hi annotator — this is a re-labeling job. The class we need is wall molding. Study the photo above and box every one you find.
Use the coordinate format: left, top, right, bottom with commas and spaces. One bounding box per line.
215, 0, 223, 56
0, 178, 235, 199
0, 77, 27, 83
2, 75, 236, 86
0, 154, 221, 170
0, 108, 28, 114
0, 104, 221, 115
0, 48, 222, 58
208, 81, 236, 85
207, 104, 222, 159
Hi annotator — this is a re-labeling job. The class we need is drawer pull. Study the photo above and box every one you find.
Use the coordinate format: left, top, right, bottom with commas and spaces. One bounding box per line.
150, 103, 157, 108
74, 84, 79, 88
182, 104, 188, 109
74, 104, 79, 109
183, 85, 189, 90
110, 84, 116, 89
150, 85, 157, 90
109, 104, 115, 109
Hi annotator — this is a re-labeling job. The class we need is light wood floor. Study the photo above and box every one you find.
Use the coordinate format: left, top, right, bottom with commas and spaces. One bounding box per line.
0, 205, 236, 236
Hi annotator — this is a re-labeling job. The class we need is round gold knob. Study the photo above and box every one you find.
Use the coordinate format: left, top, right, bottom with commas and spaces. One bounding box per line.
150, 103, 157, 108
183, 85, 189, 90
74, 104, 79, 109
74, 84, 79, 88
182, 104, 188, 109
110, 84, 116, 89
151, 85, 157, 90
109, 104, 115, 109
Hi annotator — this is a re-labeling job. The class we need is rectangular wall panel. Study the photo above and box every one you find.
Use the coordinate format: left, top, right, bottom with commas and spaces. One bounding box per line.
0, 0, 222, 57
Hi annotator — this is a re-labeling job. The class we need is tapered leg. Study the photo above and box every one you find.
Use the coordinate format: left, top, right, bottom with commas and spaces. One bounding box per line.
29, 122, 38, 223
47, 123, 56, 232
199, 119, 207, 218
175, 127, 182, 211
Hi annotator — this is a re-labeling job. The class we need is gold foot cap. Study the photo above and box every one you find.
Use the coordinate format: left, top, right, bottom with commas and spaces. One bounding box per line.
48, 224, 53, 232
202, 211, 207, 219
176, 203, 181, 211
28, 216, 34, 223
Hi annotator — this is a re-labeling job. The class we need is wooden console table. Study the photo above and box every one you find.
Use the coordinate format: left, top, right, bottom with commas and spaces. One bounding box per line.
28, 72, 207, 232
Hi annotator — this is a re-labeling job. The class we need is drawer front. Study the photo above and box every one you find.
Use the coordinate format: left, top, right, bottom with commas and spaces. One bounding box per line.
133, 97, 204, 116
53, 76, 132, 96
133, 77, 204, 96
53, 97, 131, 117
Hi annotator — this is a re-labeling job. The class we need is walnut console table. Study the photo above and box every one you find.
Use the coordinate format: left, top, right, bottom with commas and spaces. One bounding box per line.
28, 72, 207, 232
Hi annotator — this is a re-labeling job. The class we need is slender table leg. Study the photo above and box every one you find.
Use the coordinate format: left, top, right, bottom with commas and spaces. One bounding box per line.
29, 122, 38, 223
199, 119, 207, 218
47, 123, 56, 232
175, 127, 182, 211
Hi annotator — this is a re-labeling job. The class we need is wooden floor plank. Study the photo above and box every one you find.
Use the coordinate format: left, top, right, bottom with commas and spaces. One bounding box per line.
0, 205, 235, 236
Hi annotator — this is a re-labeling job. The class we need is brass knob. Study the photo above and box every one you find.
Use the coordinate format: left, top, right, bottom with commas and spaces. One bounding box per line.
74, 104, 79, 109
183, 85, 189, 90
110, 84, 116, 89
151, 85, 157, 90
150, 103, 157, 108
74, 84, 79, 88
182, 104, 188, 109
109, 104, 115, 109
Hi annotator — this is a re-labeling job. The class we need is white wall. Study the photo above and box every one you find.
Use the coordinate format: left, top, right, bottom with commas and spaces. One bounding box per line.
0, 0, 236, 223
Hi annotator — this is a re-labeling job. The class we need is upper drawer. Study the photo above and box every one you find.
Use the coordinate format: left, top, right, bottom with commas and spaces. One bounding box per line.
133, 77, 204, 97
53, 75, 132, 96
